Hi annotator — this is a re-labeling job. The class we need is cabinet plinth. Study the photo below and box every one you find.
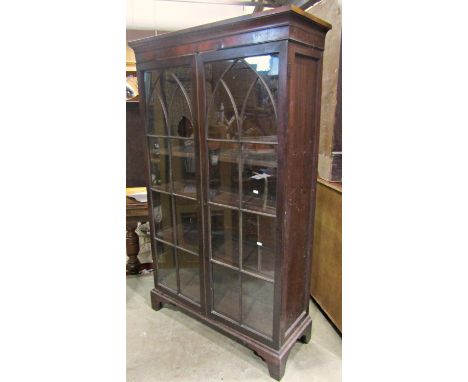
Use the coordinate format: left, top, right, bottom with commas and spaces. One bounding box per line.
129, 5, 330, 380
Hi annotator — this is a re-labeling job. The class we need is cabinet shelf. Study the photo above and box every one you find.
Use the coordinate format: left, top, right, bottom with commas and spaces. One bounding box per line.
148, 134, 194, 140
209, 190, 276, 217
210, 257, 274, 284
150, 146, 277, 168
150, 183, 198, 200
150, 148, 194, 159
211, 148, 277, 168
206, 137, 278, 145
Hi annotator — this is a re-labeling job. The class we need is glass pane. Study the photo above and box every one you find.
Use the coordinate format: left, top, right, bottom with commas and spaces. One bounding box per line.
171, 138, 197, 198
212, 263, 240, 321
210, 205, 239, 267
165, 67, 193, 137
242, 144, 277, 215
205, 59, 239, 140
178, 249, 200, 303
208, 142, 240, 207
145, 67, 193, 137
156, 242, 177, 291
152, 191, 174, 243
242, 212, 276, 279
241, 55, 278, 142
204, 55, 278, 142
148, 138, 171, 192
174, 196, 199, 253
145, 71, 167, 136
242, 274, 274, 337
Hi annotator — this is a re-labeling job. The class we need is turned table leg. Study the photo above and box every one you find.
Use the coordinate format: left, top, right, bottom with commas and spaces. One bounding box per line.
126, 221, 141, 275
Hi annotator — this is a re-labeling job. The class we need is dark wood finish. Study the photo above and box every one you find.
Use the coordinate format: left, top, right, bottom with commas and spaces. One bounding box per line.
126, 196, 150, 274
126, 221, 141, 274
130, 6, 330, 60
126, 29, 156, 42
127, 102, 148, 187
278, 43, 324, 343
310, 178, 342, 332
126, 196, 149, 219
130, 6, 330, 379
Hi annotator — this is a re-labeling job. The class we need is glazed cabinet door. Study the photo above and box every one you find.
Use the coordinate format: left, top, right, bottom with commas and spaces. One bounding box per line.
199, 42, 286, 345
142, 57, 204, 310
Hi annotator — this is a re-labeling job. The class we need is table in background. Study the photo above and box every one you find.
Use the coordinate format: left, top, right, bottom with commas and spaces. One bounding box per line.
126, 191, 149, 275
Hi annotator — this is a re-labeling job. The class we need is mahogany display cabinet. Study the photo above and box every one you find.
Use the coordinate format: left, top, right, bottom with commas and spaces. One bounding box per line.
129, 6, 331, 380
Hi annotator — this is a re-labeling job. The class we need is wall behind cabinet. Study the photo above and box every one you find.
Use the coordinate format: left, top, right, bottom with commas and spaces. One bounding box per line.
307, 0, 342, 182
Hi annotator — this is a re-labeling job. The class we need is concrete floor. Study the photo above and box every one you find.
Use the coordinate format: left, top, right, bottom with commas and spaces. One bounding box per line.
127, 274, 341, 382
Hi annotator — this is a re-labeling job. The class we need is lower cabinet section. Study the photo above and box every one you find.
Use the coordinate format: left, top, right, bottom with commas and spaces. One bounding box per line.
178, 250, 201, 303
212, 263, 240, 321
210, 262, 275, 338
155, 241, 201, 306
150, 287, 313, 381
241, 273, 274, 338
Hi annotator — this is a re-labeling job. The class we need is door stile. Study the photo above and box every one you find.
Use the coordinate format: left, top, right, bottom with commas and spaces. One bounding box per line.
272, 40, 288, 350
195, 53, 211, 317
135, 67, 160, 289
189, 54, 208, 314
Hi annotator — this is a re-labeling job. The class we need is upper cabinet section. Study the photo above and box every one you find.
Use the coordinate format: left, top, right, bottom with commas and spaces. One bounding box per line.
129, 6, 331, 62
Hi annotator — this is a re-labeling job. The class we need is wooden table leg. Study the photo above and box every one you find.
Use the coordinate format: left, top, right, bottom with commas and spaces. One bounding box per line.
126, 221, 141, 275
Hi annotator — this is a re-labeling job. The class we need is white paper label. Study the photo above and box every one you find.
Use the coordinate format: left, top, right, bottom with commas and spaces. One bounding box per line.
253, 190, 259, 194
257, 241, 263, 246
251, 173, 271, 180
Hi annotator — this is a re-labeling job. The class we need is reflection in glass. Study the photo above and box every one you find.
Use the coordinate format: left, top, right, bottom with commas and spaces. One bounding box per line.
166, 67, 193, 137
171, 138, 197, 197
145, 67, 193, 137
204, 55, 278, 142
241, 79, 277, 141
178, 249, 200, 303
174, 196, 199, 253
145, 71, 166, 136
210, 206, 239, 267
242, 212, 276, 279
242, 273, 274, 337
212, 263, 240, 321
208, 142, 240, 207
148, 138, 171, 192
152, 191, 174, 243
156, 242, 177, 291
242, 144, 277, 215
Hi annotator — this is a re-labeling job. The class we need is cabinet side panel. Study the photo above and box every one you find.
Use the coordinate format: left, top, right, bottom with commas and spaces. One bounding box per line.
281, 49, 321, 338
